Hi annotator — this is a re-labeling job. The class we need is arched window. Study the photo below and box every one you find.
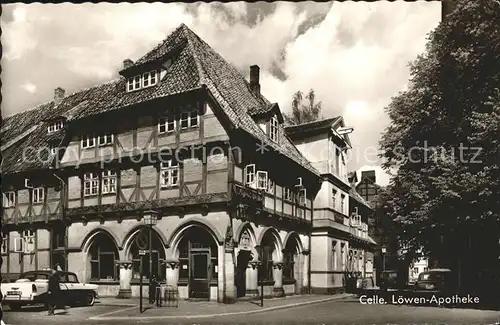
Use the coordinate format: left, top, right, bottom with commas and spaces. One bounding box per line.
89, 233, 119, 280
260, 231, 275, 281
177, 227, 218, 282
129, 229, 165, 281
283, 238, 299, 281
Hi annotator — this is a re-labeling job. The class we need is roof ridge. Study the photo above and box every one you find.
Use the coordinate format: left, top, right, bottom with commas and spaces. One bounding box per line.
285, 116, 340, 128
5, 78, 123, 120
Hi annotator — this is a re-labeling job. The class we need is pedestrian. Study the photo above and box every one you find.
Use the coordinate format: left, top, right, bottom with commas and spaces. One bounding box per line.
149, 275, 158, 304
47, 268, 61, 316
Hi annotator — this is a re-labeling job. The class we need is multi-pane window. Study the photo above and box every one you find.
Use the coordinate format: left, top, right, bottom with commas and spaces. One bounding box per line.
47, 120, 64, 133
267, 179, 275, 194
98, 134, 114, 146
81, 136, 96, 149
180, 110, 199, 129
244, 164, 255, 188
160, 160, 179, 188
32, 188, 44, 204
49, 144, 58, 155
298, 189, 306, 206
158, 116, 176, 134
3, 192, 15, 208
102, 170, 117, 194
340, 194, 346, 214
1, 233, 8, 254
283, 250, 295, 280
90, 233, 119, 280
284, 188, 293, 201
269, 116, 279, 143
84, 173, 99, 196
127, 70, 159, 92
341, 243, 346, 270
127, 75, 142, 92
256, 171, 268, 190
332, 241, 338, 271
142, 71, 158, 88
332, 189, 337, 209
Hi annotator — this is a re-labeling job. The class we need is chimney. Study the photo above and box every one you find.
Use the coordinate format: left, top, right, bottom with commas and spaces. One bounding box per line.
249, 65, 261, 96
361, 170, 376, 184
123, 58, 134, 70
54, 87, 65, 105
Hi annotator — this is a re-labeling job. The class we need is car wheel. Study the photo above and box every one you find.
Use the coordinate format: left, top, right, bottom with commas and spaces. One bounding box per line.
85, 292, 95, 306
9, 304, 21, 311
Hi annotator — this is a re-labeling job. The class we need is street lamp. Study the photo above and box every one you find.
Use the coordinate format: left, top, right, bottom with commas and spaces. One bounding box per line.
381, 246, 387, 272
144, 210, 158, 279
143, 210, 158, 312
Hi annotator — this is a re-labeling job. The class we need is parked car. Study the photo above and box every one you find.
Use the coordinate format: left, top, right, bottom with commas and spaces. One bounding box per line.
1, 270, 99, 310
379, 270, 398, 290
414, 268, 455, 293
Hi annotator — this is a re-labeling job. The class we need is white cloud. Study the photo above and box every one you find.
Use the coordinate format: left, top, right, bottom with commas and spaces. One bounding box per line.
1, 2, 441, 173
20, 82, 37, 94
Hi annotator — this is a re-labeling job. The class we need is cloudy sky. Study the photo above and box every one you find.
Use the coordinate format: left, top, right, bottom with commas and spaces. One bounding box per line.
1, 2, 441, 186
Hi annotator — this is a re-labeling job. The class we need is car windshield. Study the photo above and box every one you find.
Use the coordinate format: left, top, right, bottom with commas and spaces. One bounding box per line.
19, 273, 49, 281
419, 272, 447, 281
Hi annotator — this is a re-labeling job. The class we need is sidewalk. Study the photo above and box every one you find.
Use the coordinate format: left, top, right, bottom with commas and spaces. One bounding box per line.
92, 293, 353, 320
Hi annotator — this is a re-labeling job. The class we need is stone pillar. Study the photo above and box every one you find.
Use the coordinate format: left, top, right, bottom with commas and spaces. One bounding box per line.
272, 261, 285, 297
116, 261, 133, 299
246, 261, 260, 296
302, 250, 310, 293
164, 260, 179, 289
223, 245, 236, 303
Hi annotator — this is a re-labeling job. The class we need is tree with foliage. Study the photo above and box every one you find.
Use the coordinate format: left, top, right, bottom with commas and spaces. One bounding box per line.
287, 89, 323, 124
378, 0, 500, 293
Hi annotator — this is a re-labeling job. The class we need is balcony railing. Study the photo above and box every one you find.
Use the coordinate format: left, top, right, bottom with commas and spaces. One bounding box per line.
231, 182, 264, 206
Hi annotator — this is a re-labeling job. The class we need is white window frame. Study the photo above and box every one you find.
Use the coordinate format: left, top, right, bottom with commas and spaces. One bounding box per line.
180, 110, 199, 130
84, 172, 99, 196
1, 233, 8, 254
32, 187, 44, 204
160, 160, 179, 188
298, 188, 306, 206
127, 75, 142, 92
284, 188, 293, 201
244, 164, 256, 188
158, 116, 176, 134
98, 134, 114, 146
101, 170, 117, 194
47, 120, 64, 134
266, 178, 275, 194
269, 116, 279, 143
332, 188, 337, 210
3, 191, 15, 208
142, 70, 158, 88
256, 171, 268, 190
49, 145, 58, 155
340, 194, 346, 214
81, 136, 96, 149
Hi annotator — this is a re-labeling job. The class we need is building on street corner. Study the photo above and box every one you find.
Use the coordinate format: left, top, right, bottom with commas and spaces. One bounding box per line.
1, 23, 375, 302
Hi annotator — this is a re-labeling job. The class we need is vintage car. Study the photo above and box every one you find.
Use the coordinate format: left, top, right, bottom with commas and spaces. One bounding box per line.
414, 268, 455, 293
1, 270, 99, 310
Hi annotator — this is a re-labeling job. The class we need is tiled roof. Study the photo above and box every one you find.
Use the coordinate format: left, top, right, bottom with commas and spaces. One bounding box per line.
349, 187, 372, 210
1, 23, 318, 177
285, 116, 341, 136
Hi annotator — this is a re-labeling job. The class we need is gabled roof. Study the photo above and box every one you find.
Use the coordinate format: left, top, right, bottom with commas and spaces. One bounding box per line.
1, 24, 318, 177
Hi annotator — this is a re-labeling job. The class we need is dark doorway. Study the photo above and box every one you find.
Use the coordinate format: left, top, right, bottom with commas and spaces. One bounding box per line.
190, 252, 210, 299
236, 250, 252, 297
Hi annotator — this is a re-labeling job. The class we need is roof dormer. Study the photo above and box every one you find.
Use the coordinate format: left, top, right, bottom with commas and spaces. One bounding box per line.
45, 117, 65, 134
121, 57, 173, 93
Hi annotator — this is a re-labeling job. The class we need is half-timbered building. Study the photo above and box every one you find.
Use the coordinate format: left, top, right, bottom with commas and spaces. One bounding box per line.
1, 24, 320, 302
